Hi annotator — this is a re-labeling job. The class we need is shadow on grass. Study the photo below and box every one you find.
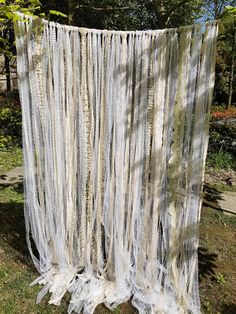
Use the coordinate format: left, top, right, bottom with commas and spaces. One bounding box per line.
220, 302, 236, 314
198, 246, 217, 280
0, 182, 35, 269
203, 184, 224, 211
0, 183, 220, 272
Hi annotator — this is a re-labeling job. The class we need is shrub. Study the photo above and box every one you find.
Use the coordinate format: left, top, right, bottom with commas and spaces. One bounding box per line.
211, 107, 236, 121
206, 147, 235, 170
0, 90, 22, 148
209, 122, 236, 149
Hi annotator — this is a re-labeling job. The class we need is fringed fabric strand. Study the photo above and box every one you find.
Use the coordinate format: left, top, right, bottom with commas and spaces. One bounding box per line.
14, 15, 218, 314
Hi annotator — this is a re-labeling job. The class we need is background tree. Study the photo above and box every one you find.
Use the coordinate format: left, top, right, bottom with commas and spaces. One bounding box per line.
40, 0, 204, 30
201, 0, 236, 19
0, 0, 66, 91
0, 0, 234, 150
212, 5, 236, 106
221, 6, 236, 107
0, 0, 43, 90
0, 0, 235, 103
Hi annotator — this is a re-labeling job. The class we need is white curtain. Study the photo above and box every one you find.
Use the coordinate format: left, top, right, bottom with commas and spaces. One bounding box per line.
15, 16, 218, 314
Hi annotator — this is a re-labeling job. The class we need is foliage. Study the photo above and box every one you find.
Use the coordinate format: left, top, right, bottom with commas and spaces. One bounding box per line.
209, 105, 236, 159
211, 107, 236, 120
206, 147, 235, 170
200, 0, 236, 20
215, 272, 227, 285
0, 0, 66, 54
40, 0, 204, 30
0, 0, 42, 19
208, 119, 236, 173
0, 0, 42, 61
0, 1, 66, 91
214, 5, 236, 106
0, 91, 22, 148
8, 1, 235, 106
202, 300, 213, 314
0, 1, 41, 90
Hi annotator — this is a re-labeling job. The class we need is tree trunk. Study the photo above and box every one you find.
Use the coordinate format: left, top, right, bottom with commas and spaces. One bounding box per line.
67, 0, 73, 25
152, 0, 168, 28
227, 18, 236, 108
4, 54, 11, 91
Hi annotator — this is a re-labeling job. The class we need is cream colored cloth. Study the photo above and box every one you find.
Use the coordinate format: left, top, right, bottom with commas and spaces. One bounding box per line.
15, 15, 218, 314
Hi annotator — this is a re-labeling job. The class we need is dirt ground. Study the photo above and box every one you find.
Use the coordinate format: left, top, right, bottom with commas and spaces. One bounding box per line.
199, 205, 236, 314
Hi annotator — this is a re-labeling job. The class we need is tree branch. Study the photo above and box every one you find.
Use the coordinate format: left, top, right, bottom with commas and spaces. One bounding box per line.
76, 1, 153, 12
76, 4, 139, 11
218, 1, 227, 17
165, 0, 197, 17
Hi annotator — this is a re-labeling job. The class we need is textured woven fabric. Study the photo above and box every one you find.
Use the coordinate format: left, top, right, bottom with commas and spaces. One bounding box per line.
15, 16, 218, 314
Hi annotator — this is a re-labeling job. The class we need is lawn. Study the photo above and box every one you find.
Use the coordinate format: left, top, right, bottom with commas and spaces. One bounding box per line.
0, 148, 236, 314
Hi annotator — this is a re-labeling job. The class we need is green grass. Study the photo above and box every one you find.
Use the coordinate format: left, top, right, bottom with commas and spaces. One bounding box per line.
206, 148, 235, 170
208, 182, 236, 192
200, 204, 236, 227
0, 147, 23, 175
0, 183, 23, 203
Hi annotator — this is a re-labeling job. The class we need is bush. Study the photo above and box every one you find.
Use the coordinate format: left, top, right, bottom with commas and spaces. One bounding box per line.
206, 147, 235, 170
0, 90, 22, 148
211, 107, 236, 121
208, 119, 236, 153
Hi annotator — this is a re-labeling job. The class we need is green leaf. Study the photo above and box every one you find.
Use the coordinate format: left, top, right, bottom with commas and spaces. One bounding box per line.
225, 6, 236, 12
21, 9, 32, 15
49, 10, 67, 18
9, 4, 20, 11
30, 0, 41, 5
12, 13, 23, 21
0, 0, 6, 4
0, 37, 8, 43
5, 12, 13, 20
